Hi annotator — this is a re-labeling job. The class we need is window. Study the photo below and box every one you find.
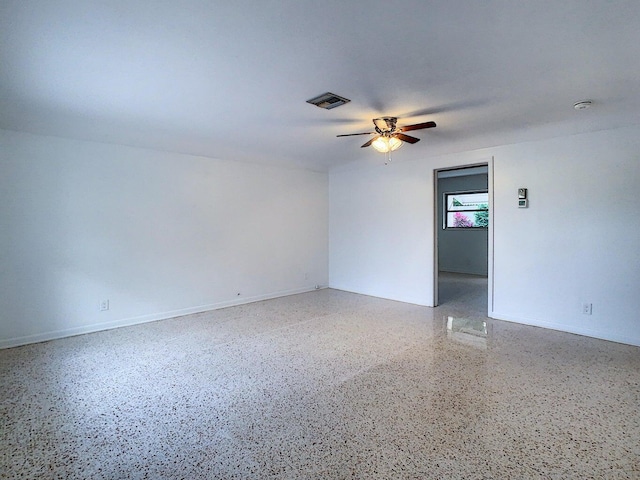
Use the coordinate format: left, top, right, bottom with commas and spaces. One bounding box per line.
444, 191, 488, 229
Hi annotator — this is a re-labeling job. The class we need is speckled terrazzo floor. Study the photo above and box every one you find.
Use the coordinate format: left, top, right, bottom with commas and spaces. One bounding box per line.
2, 275, 639, 479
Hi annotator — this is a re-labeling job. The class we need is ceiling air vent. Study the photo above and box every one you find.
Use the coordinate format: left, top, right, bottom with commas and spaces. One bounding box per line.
306, 92, 350, 110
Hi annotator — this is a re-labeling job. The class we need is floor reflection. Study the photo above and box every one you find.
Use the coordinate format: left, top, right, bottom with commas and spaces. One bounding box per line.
425, 311, 491, 469
446, 316, 489, 350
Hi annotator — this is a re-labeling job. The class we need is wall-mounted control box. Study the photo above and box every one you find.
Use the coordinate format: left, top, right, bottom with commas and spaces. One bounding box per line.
518, 188, 528, 208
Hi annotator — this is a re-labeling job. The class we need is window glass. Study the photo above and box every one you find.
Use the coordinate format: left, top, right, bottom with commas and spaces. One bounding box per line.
444, 191, 488, 228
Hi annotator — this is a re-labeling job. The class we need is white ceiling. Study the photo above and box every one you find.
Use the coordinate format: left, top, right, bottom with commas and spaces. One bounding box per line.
2, 1, 640, 171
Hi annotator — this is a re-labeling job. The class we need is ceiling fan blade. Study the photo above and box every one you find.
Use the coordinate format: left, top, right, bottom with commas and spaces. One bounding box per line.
361, 137, 378, 148
399, 121, 436, 132
336, 132, 375, 137
395, 133, 420, 144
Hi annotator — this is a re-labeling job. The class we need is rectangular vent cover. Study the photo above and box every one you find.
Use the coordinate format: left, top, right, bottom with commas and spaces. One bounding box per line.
306, 92, 350, 109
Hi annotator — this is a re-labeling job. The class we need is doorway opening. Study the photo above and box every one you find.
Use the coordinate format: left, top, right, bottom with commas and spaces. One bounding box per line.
434, 163, 491, 316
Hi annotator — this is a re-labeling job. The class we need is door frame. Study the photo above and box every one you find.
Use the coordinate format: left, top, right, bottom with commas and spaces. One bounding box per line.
433, 157, 494, 316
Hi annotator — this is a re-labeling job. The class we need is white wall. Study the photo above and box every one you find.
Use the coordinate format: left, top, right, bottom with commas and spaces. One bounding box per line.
329, 163, 436, 306
330, 125, 640, 346
0, 130, 328, 348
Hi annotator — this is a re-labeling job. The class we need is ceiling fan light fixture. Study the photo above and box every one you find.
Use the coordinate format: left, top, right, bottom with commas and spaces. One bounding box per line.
372, 136, 403, 153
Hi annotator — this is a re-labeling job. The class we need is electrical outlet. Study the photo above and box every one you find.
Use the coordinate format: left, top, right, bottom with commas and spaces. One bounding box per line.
99, 299, 109, 311
582, 303, 592, 315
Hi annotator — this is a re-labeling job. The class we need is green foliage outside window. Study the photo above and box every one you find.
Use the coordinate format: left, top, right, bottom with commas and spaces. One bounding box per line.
474, 204, 489, 227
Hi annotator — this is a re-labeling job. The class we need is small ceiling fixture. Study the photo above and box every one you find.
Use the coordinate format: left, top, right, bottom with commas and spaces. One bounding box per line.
306, 92, 351, 110
574, 100, 592, 110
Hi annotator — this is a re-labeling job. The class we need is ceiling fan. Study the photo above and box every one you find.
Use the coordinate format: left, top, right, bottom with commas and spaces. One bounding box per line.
337, 117, 436, 153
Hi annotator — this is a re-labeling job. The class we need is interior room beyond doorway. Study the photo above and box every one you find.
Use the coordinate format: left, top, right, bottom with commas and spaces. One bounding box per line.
436, 165, 489, 308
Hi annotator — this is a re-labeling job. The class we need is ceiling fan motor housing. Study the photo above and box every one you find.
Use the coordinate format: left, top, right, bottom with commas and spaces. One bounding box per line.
373, 117, 398, 134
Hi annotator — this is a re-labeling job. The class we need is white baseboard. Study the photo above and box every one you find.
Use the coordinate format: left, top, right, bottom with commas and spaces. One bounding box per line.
490, 311, 640, 347
0, 286, 325, 349
328, 284, 432, 307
